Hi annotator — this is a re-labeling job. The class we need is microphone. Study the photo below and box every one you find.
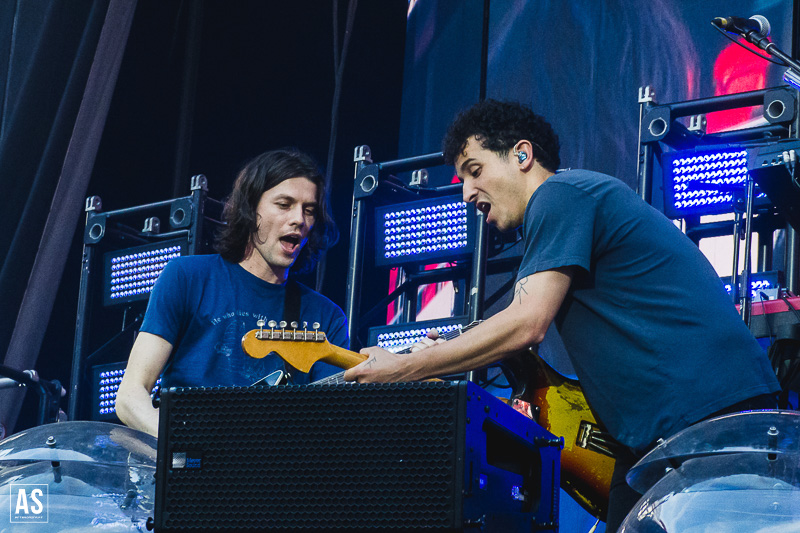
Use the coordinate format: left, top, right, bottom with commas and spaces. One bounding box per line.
712, 15, 771, 37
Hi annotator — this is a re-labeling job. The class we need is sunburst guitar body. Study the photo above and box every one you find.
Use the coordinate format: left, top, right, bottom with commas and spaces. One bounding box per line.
523, 353, 616, 520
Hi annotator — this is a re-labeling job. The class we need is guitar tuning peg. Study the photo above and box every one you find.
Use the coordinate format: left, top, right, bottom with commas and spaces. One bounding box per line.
256, 319, 265, 339
257, 319, 265, 327
312, 322, 320, 330
290, 321, 298, 329
312, 322, 322, 341
268, 320, 277, 329
279, 321, 287, 329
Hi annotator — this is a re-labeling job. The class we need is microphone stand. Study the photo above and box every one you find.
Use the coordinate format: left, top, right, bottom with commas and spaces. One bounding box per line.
740, 175, 756, 326
729, 182, 756, 326
0, 366, 64, 427
742, 31, 800, 72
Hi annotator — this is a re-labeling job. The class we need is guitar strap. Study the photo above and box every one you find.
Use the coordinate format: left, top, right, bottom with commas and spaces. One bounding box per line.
283, 279, 301, 326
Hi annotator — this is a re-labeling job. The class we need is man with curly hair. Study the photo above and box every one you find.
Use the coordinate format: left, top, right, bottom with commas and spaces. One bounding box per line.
345, 100, 779, 530
117, 149, 346, 437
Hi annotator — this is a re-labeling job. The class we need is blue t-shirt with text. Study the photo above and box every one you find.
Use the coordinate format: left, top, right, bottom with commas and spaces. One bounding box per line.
140, 254, 347, 388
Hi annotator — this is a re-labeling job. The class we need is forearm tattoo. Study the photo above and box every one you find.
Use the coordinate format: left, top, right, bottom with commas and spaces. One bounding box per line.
514, 278, 529, 304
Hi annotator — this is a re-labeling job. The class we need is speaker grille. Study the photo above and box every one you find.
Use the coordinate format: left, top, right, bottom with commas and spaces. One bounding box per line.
156, 382, 466, 531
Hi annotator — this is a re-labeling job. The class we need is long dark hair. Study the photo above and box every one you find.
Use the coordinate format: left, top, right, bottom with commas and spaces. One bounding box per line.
215, 149, 338, 274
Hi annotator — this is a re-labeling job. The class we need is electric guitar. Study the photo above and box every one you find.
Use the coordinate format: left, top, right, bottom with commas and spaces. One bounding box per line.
241, 320, 616, 519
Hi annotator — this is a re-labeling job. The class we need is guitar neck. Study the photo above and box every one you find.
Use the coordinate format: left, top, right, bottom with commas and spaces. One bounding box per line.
313, 321, 480, 385
394, 323, 475, 354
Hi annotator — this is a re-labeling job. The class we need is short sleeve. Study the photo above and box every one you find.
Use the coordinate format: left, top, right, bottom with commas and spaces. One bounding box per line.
139, 259, 188, 345
517, 181, 597, 279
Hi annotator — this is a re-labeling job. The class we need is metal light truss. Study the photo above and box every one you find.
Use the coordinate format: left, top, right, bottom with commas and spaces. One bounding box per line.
635, 85, 800, 297
70, 175, 223, 420
636, 86, 797, 211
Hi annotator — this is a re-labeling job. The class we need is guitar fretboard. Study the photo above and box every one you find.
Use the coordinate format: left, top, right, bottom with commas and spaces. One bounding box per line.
312, 321, 479, 385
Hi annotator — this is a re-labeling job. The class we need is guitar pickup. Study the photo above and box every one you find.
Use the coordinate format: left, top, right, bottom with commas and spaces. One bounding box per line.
577, 421, 619, 458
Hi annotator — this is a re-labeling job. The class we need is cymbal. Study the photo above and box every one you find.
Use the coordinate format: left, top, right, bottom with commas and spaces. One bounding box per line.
0, 420, 156, 466
627, 410, 800, 493
621, 411, 800, 532
0, 421, 156, 530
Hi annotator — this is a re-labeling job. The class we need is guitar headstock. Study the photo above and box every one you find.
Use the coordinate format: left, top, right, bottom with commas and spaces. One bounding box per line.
241, 320, 337, 373
253, 320, 326, 342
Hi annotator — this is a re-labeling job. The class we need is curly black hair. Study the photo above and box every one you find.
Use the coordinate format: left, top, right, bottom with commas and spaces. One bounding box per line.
214, 149, 338, 274
442, 99, 561, 172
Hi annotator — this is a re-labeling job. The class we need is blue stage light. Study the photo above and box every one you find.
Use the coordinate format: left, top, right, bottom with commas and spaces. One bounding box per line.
368, 317, 470, 353
721, 271, 781, 300
662, 147, 770, 218
103, 239, 186, 306
93, 361, 160, 419
374, 195, 475, 266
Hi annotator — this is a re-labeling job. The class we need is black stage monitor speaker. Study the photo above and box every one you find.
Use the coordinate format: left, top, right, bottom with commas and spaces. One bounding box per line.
153, 381, 560, 532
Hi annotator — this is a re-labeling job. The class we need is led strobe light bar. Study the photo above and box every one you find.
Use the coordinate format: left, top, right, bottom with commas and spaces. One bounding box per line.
662, 147, 770, 219
375, 194, 475, 267
92, 361, 161, 421
722, 271, 781, 300
103, 238, 186, 306
368, 317, 470, 353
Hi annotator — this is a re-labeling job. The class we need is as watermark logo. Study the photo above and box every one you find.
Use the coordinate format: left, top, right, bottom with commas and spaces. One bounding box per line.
10, 484, 48, 523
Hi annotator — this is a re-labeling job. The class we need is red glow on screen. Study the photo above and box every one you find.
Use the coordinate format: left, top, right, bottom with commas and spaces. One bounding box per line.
706, 39, 769, 133
386, 263, 456, 324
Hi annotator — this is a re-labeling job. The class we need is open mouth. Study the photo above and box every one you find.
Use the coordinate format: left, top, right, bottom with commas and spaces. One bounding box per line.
279, 234, 302, 254
476, 201, 491, 216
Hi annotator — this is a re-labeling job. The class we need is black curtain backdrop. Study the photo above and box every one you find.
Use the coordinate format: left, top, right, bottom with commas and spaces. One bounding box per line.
0, 0, 103, 358
0, 0, 139, 433
1, 1, 406, 432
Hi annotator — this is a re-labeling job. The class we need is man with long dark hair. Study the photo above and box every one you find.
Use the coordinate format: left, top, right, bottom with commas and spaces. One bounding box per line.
344, 100, 780, 531
117, 149, 345, 437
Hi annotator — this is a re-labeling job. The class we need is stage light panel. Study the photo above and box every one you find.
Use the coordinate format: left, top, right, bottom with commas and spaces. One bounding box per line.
375, 195, 475, 267
93, 361, 161, 421
722, 271, 781, 300
662, 147, 769, 218
103, 238, 186, 306
368, 316, 470, 353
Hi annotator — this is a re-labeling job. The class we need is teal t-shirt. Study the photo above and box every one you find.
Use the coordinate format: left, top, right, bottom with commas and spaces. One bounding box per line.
518, 169, 779, 452
140, 254, 347, 388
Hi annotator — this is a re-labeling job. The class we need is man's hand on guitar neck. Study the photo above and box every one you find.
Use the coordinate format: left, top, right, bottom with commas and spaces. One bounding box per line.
410, 329, 444, 351
344, 269, 573, 384
343, 329, 444, 383
343, 346, 421, 383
